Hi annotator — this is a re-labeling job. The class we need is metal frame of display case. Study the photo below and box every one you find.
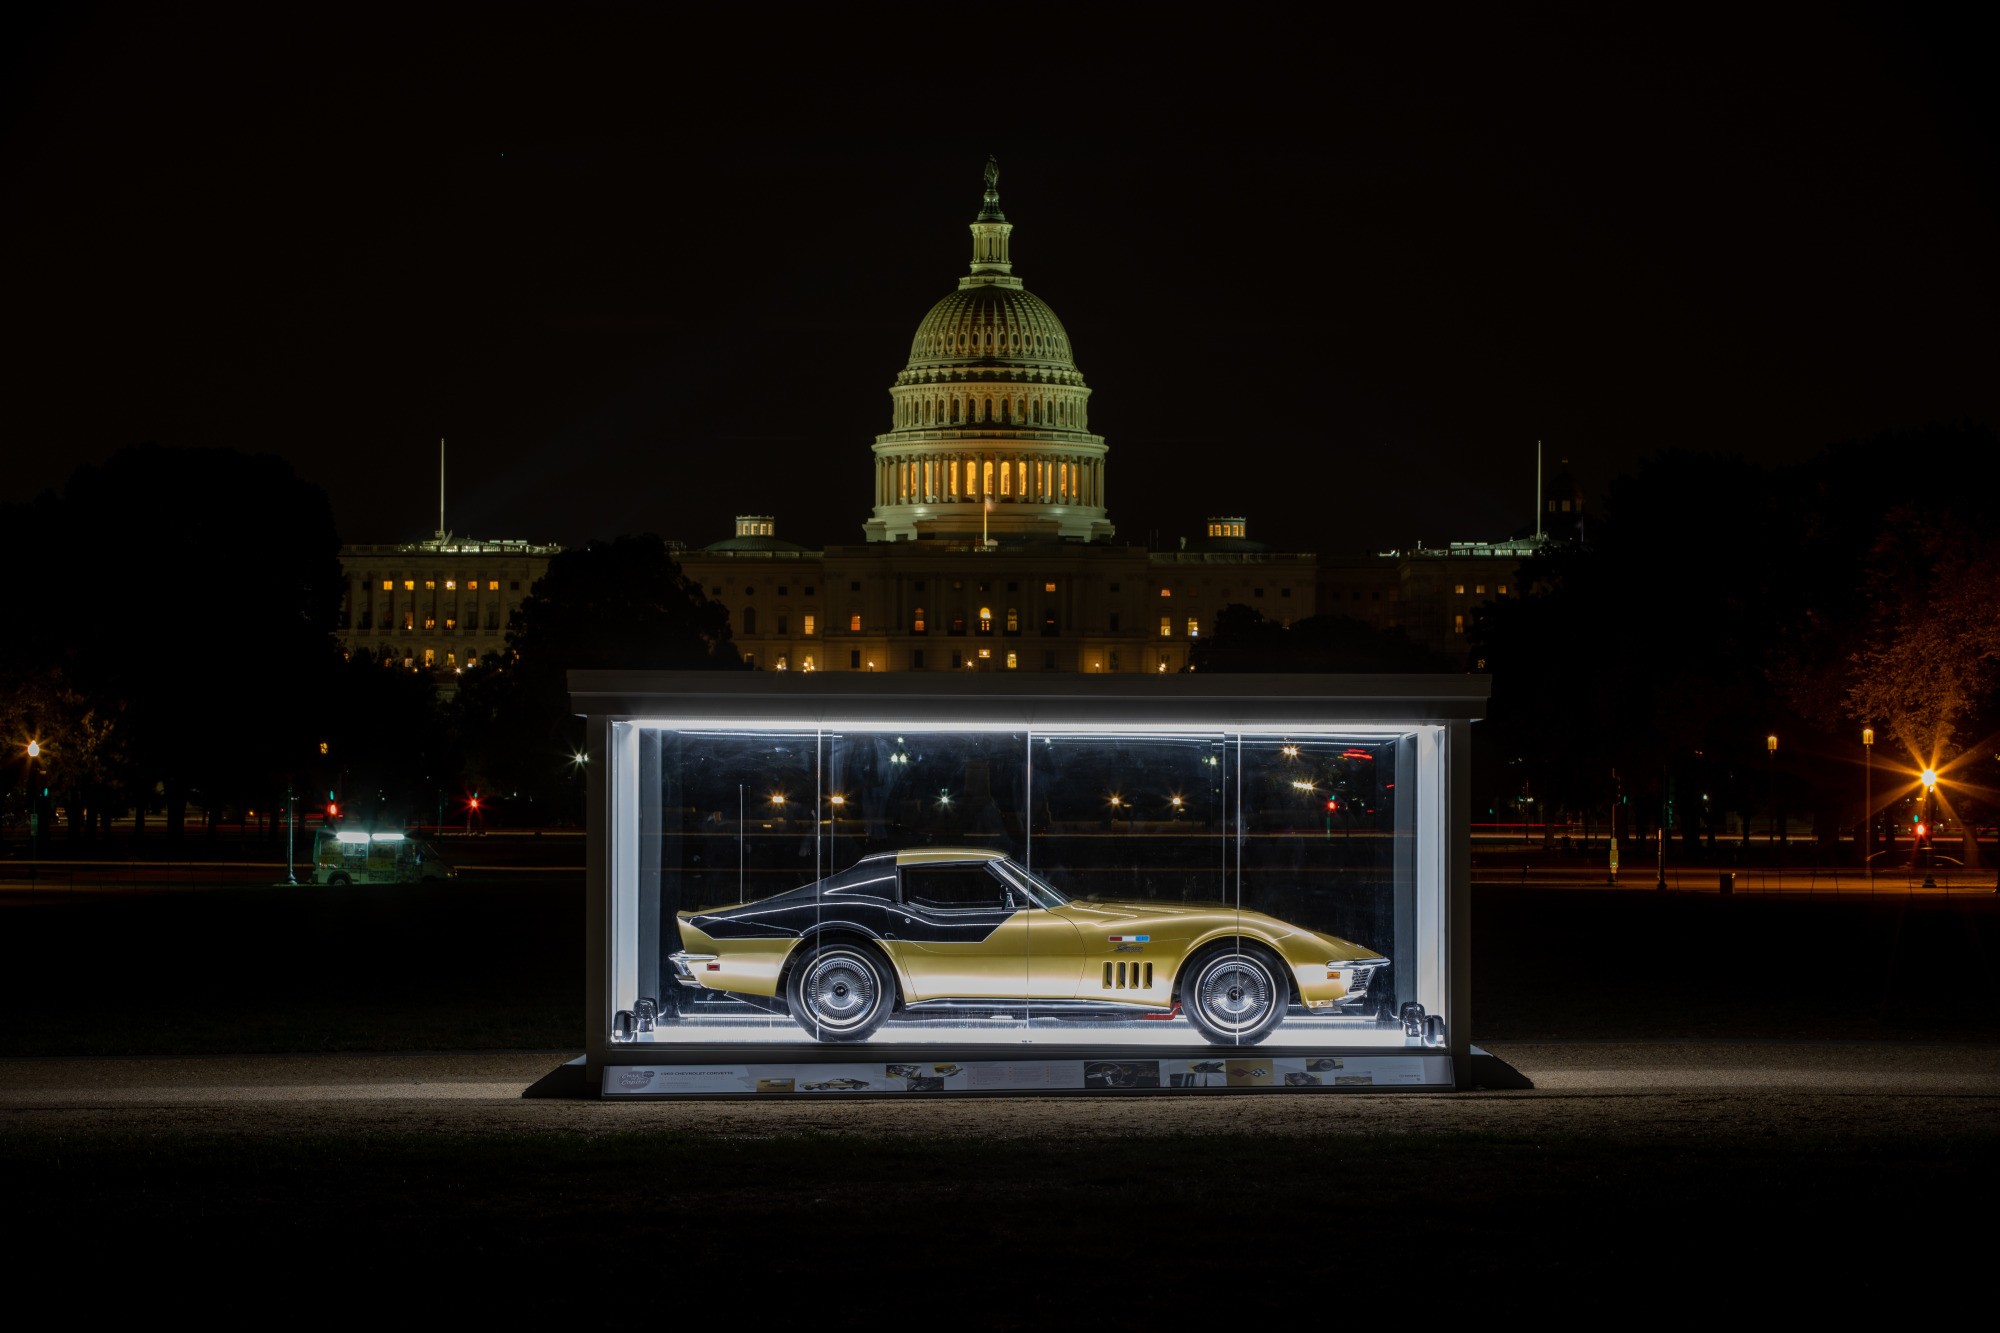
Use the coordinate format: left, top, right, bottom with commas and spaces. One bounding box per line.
570, 671, 1490, 1095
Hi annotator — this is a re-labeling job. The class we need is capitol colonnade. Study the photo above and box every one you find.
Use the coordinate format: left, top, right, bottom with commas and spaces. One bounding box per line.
874, 451, 1104, 509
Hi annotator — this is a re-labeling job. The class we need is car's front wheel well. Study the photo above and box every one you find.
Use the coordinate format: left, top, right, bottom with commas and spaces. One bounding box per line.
1174, 938, 1296, 1007
1176, 940, 1292, 1045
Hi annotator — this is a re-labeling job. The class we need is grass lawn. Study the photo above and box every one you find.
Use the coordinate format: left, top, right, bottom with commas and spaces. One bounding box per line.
3, 1121, 1989, 1310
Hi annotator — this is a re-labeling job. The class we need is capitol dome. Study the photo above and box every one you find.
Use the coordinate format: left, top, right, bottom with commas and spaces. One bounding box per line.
905, 287, 1075, 371
864, 159, 1112, 544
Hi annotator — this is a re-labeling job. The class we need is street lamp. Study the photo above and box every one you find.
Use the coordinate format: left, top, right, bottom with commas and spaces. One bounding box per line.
1920, 767, 1938, 889
1656, 776, 1668, 891
1861, 728, 1874, 883
23, 740, 45, 868
1607, 768, 1621, 885
1766, 734, 1778, 851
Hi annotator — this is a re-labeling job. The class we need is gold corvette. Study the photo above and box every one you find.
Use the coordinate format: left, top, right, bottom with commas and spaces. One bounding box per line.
669, 848, 1387, 1045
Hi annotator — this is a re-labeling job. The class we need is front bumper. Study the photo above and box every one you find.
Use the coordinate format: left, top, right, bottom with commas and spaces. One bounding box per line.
1300, 959, 1389, 1010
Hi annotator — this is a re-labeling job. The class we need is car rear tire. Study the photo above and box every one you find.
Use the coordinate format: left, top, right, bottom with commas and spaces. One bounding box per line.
1181, 944, 1287, 1046
327, 873, 351, 886
787, 940, 894, 1042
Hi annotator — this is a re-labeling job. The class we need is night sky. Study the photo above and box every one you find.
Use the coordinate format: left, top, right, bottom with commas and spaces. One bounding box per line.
5, 3, 1993, 556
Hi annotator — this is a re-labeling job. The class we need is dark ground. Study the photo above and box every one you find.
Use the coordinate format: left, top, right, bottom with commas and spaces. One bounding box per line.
1, 875, 1994, 1315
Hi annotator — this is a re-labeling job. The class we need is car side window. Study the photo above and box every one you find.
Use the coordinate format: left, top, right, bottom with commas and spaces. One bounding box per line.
902, 864, 1010, 911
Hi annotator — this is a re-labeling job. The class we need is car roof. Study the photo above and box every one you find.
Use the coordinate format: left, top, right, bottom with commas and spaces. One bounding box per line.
857, 847, 1007, 867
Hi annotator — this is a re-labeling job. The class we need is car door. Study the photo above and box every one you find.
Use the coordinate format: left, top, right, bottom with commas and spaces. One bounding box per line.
889, 861, 1029, 1003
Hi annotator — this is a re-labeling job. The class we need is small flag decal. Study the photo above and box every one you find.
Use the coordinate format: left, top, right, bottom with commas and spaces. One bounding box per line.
1106, 934, 1150, 943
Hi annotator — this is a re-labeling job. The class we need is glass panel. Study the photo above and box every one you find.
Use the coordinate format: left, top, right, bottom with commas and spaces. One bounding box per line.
1024, 733, 1227, 1037
1233, 733, 1412, 1048
613, 723, 1428, 1053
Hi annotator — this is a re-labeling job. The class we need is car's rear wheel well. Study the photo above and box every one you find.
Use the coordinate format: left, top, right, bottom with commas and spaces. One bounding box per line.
780, 929, 899, 1010
783, 932, 898, 1042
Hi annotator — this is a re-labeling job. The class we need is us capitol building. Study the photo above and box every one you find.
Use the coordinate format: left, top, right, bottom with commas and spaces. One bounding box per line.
338, 161, 1571, 677
673, 161, 1324, 675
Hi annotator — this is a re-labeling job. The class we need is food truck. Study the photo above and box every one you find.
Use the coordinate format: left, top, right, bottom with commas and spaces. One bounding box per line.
311, 828, 455, 885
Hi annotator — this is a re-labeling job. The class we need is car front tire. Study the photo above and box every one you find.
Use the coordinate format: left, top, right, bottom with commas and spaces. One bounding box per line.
1181, 944, 1288, 1046
786, 939, 894, 1042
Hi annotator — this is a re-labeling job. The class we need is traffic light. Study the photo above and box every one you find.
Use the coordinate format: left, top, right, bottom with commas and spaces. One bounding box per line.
469, 795, 481, 811
327, 800, 340, 821
1326, 798, 1337, 812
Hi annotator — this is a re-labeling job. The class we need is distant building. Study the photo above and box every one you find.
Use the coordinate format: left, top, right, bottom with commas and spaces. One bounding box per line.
1309, 449, 1585, 656
335, 535, 560, 684
1384, 539, 1538, 654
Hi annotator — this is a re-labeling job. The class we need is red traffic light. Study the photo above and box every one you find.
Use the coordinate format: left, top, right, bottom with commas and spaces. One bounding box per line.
469, 796, 481, 810
1326, 799, 1337, 812
326, 801, 340, 820
1915, 822, 1928, 840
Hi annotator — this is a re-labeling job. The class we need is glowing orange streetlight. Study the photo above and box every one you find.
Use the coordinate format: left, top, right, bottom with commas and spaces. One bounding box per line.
1862, 728, 1874, 883
1766, 734, 1779, 848
22, 739, 47, 864
1920, 767, 1938, 888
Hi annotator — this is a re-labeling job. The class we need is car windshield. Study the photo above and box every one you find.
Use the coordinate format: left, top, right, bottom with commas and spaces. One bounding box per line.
992, 858, 1070, 909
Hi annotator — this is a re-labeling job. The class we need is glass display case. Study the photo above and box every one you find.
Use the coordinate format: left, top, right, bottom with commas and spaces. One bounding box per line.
573, 672, 1486, 1095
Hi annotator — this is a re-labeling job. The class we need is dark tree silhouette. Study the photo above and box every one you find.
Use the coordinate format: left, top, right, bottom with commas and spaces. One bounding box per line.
3, 444, 343, 845
1476, 428, 2000, 859
1475, 451, 1789, 848
1190, 607, 1459, 674
320, 649, 453, 831
452, 534, 741, 815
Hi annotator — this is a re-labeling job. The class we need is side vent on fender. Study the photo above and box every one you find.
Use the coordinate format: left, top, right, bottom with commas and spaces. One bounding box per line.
1101, 961, 1155, 990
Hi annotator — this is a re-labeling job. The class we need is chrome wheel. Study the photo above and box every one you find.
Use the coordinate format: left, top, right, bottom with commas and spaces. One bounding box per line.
1183, 947, 1286, 1045
787, 942, 892, 1041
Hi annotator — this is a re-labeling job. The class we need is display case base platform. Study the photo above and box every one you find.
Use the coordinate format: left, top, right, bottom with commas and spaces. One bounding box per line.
597, 1046, 1459, 1096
